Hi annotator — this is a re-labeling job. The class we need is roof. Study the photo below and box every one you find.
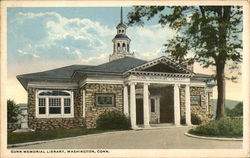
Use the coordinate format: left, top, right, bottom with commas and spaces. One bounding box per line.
77, 57, 147, 73
116, 23, 127, 28
17, 65, 94, 90
193, 73, 213, 79
114, 34, 130, 39
17, 56, 214, 90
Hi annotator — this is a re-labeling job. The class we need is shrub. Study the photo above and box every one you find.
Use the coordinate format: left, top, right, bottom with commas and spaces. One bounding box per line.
181, 113, 202, 125
226, 102, 243, 117
191, 113, 202, 125
7, 99, 21, 123
96, 111, 130, 130
189, 118, 243, 137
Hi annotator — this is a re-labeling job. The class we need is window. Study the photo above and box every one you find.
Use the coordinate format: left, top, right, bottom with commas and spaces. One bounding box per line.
190, 95, 201, 106
49, 98, 61, 114
151, 99, 155, 112
64, 98, 71, 114
95, 94, 115, 107
38, 98, 46, 114
37, 90, 74, 118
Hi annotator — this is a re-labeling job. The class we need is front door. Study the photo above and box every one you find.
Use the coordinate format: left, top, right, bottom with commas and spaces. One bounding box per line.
136, 98, 143, 125
160, 87, 174, 123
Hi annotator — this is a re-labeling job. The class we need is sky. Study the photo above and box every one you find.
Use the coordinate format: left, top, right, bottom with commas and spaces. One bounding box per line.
7, 7, 242, 104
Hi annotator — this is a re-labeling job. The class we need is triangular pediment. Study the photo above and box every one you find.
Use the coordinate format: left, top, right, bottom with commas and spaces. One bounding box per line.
126, 56, 193, 75
141, 62, 180, 73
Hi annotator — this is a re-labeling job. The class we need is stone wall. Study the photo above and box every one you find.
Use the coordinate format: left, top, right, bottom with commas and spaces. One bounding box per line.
180, 87, 212, 123
84, 84, 123, 128
27, 88, 84, 131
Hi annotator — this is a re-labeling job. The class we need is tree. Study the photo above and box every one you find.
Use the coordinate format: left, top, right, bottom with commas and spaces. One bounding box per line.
226, 102, 243, 117
7, 99, 21, 123
127, 6, 242, 120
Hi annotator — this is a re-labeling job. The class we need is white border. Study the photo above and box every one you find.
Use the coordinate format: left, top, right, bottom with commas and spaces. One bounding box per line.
1, 1, 249, 158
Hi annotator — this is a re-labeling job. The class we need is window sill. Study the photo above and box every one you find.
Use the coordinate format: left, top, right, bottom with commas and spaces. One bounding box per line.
36, 115, 74, 119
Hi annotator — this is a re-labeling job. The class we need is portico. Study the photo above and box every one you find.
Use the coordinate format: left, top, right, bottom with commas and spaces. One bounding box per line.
123, 73, 192, 129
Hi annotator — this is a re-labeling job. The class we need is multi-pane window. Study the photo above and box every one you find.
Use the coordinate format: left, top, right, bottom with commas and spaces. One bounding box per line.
37, 90, 73, 118
49, 98, 61, 114
64, 98, 71, 114
38, 98, 46, 114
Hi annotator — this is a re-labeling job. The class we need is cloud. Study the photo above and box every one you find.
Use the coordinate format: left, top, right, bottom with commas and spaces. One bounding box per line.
9, 11, 115, 63
17, 49, 39, 58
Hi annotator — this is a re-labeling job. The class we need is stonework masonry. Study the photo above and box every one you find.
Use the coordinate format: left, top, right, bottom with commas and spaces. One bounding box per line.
180, 87, 212, 123
84, 84, 123, 128
27, 88, 84, 131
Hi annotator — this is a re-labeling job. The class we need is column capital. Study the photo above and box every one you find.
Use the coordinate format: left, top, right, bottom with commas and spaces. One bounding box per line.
185, 84, 190, 87
128, 82, 137, 86
174, 84, 180, 88
143, 82, 150, 86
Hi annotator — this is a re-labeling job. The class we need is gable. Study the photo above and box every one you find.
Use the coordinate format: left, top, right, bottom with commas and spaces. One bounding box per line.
126, 56, 193, 75
141, 62, 180, 73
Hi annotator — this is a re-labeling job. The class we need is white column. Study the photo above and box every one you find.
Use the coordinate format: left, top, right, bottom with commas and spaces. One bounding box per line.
129, 82, 137, 128
174, 84, 180, 125
157, 97, 160, 123
143, 83, 150, 127
123, 85, 129, 117
185, 85, 192, 125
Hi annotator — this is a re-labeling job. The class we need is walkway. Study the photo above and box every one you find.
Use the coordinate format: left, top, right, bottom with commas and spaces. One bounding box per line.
15, 126, 242, 149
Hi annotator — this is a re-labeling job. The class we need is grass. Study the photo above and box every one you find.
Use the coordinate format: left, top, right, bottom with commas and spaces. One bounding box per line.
188, 118, 243, 138
8, 128, 114, 144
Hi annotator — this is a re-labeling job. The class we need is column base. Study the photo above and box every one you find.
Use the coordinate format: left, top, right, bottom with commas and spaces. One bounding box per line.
131, 125, 139, 130
174, 123, 181, 126
185, 123, 192, 126
143, 124, 151, 128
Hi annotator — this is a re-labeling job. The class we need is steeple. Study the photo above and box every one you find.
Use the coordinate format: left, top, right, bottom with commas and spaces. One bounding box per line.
120, 7, 123, 24
109, 7, 134, 62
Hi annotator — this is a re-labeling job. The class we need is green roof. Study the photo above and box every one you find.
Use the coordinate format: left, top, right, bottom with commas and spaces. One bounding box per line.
17, 57, 213, 90
78, 57, 147, 73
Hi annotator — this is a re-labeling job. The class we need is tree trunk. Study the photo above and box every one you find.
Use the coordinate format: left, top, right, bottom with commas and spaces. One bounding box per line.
215, 62, 226, 120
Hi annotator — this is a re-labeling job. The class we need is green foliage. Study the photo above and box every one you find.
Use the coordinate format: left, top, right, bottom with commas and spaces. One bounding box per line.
8, 128, 103, 144
226, 102, 243, 117
96, 111, 130, 130
7, 99, 21, 123
191, 113, 202, 125
189, 118, 243, 137
181, 113, 202, 125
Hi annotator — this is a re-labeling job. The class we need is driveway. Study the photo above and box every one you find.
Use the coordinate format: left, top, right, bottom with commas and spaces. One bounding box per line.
15, 126, 242, 149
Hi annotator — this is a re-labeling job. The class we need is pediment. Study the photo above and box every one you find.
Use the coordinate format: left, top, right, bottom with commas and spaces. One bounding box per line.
126, 56, 193, 75
141, 62, 180, 73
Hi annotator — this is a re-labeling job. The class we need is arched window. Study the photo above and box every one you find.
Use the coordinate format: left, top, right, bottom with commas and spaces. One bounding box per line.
122, 43, 126, 51
117, 43, 121, 51
127, 44, 130, 52
37, 90, 74, 118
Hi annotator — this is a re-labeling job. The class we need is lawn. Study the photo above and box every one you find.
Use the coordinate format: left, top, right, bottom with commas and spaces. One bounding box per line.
8, 128, 111, 144
188, 118, 243, 138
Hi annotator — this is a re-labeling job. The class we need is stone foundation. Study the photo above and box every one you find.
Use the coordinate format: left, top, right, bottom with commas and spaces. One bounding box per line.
84, 84, 123, 128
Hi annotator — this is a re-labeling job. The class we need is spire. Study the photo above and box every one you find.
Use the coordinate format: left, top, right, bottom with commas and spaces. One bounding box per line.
120, 7, 123, 24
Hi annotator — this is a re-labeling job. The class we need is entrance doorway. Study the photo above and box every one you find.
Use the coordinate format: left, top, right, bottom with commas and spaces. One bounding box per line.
159, 86, 174, 123
136, 98, 143, 125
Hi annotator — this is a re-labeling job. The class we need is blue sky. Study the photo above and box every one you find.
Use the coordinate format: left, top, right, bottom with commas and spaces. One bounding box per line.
7, 7, 242, 103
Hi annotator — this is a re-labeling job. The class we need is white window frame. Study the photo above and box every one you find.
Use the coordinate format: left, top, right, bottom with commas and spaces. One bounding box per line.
36, 90, 74, 118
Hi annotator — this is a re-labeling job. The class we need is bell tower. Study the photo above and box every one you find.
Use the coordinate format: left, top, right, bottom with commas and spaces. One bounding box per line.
109, 7, 134, 62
